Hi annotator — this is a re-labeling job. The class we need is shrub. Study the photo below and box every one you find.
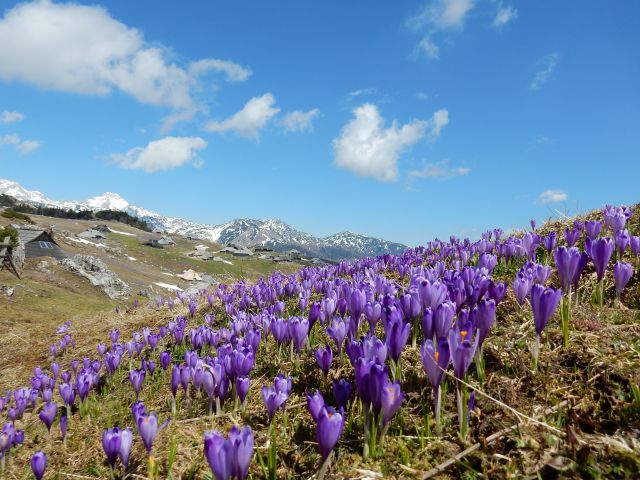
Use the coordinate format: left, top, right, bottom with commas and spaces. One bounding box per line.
1, 208, 34, 223
0, 225, 19, 248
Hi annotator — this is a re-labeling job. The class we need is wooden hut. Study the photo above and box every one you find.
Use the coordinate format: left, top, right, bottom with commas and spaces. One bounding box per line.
17, 228, 67, 260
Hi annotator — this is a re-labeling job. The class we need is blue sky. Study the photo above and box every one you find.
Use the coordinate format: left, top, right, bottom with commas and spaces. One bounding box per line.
0, 0, 638, 246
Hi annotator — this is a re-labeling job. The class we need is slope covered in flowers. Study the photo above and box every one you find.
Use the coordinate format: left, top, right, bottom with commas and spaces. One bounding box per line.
1, 204, 639, 479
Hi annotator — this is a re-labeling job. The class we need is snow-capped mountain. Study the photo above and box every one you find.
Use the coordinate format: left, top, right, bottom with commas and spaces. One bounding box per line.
0, 179, 408, 260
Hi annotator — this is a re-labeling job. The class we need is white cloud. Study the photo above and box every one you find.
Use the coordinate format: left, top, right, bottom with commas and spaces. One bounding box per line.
109, 136, 207, 173
333, 103, 429, 182
0, 133, 40, 154
429, 109, 449, 141
530, 53, 560, 91
0, 134, 20, 145
205, 93, 280, 139
416, 92, 430, 101
281, 109, 320, 133
1, 110, 25, 124
408, 0, 475, 30
0, 1, 250, 127
189, 58, 252, 82
492, 3, 518, 28
16, 139, 40, 154
407, 1, 475, 61
539, 189, 568, 204
414, 37, 440, 60
347, 88, 377, 99
409, 161, 470, 179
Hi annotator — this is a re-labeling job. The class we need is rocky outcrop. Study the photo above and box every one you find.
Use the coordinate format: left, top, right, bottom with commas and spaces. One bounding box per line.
61, 254, 130, 299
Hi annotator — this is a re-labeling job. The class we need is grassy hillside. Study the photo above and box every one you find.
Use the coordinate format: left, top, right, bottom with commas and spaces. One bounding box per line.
0, 206, 639, 479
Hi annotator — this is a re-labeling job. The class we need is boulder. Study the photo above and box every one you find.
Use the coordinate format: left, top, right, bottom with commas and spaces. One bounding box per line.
61, 254, 131, 299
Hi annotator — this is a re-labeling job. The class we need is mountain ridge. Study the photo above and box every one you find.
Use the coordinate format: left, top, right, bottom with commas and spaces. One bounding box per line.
0, 179, 408, 260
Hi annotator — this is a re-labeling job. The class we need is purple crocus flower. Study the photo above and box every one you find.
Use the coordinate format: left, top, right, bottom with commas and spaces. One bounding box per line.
531, 284, 562, 337
614, 262, 633, 298
128, 369, 145, 399
472, 299, 496, 347
385, 319, 410, 363
448, 324, 479, 380
422, 307, 434, 342
306, 389, 325, 422
203, 430, 232, 480
315, 346, 333, 377
434, 301, 455, 339
628, 235, 640, 258
327, 318, 347, 356
160, 352, 171, 370
615, 230, 631, 257
136, 410, 168, 455
39, 402, 57, 432
590, 237, 614, 281
288, 317, 309, 354
542, 232, 556, 253
487, 281, 507, 304
564, 227, 581, 247
316, 406, 345, 459
261, 386, 287, 422
119, 427, 133, 468
420, 338, 450, 392
227, 426, 254, 480
584, 220, 602, 240
380, 381, 404, 427
60, 414, 67, 442
102, 427, 122, 469
236, 376, 250, 405
554, 246, 581, 291
204, 426, 254, 480
31, 451, 47, 480
512, 271, 532, 307
332, 379, 352, 409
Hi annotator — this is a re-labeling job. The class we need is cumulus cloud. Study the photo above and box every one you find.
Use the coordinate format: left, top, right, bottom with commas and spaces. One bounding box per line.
281, 109, 320, 133
409, 161, 469, 179
407, 1, 475, 61
333, 103, 430, 182
205, 93, 280, 139
109, 136, 207, 173
408, 0, 475, 30
188, 58, 252, 82
539, 189, 568, 204
530, 53, 560, 91
0, 1, 250, 127
1, 110, 25, 124
0, 133, 40, 154
492, 3, 518, 28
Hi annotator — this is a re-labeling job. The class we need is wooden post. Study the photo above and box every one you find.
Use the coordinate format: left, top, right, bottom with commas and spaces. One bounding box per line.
0, 235, 20, 279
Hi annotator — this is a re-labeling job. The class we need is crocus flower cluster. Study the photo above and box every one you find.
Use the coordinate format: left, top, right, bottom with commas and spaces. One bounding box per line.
2, 204, 636, 480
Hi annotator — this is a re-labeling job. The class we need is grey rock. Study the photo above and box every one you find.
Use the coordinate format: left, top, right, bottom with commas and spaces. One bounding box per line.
61, 254, 131, 299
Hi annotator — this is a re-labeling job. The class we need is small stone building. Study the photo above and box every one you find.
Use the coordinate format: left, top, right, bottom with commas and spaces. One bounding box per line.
18, 228, 68, 261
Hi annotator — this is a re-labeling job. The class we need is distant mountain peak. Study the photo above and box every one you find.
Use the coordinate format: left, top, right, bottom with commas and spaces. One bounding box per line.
85, 192, 130, 211
0, 178, 408, 260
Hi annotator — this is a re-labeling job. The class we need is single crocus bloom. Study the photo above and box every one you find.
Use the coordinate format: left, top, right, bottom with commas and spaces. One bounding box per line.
316, 406, 345, 459
39, 402, 57, 432
614, 262, 633, 297
380, 381, 404, 427
102, 427, 122, 469
314, 346, 333, 377
590, 237, 614, 281
31, 450, 47, 480
306, 389, 325, 423
332, 379, 352, 409
531, 284, 562, 337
